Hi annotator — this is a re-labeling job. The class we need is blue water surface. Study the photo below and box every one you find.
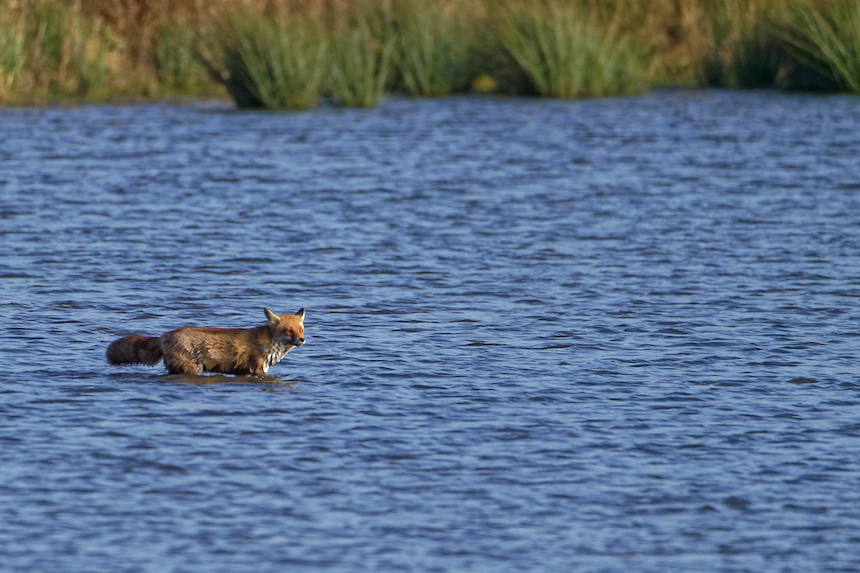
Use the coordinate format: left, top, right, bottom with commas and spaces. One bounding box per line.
1, 90, 860, 572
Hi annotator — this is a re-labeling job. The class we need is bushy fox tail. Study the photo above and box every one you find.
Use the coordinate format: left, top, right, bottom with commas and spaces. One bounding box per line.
106, 336, 163, 366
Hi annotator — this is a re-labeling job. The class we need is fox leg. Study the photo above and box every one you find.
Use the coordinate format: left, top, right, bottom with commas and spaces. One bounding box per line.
249, 363, 267, 376
164, 357, 203, 375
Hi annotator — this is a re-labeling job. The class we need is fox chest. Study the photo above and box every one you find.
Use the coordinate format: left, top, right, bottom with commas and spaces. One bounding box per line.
262, 340, 293, 373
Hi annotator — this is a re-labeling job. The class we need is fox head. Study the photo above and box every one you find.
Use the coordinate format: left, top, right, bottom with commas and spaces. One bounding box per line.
265, 308, 305, 347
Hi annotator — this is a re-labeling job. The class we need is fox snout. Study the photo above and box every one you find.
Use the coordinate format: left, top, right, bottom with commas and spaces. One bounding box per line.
294, 336, 305, 346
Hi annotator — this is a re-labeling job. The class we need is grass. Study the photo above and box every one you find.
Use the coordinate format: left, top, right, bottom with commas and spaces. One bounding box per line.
327, 13, 392, 107
212, 6, 328, 109
155, 22, 208, 92
1, 0, 860, 107
781, 0, 860, 93
389, 0, 481, 96
0, 8, 26, 102
14, 1, 112, 97
491, 0, 646, 98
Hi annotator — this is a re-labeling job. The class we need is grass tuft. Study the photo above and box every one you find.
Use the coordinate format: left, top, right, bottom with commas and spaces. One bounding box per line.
212, 6, 327, 109
327, 13, 392, 107
491, 0, 647, 98
390, 0, 480, 96
781, 0, 860, 93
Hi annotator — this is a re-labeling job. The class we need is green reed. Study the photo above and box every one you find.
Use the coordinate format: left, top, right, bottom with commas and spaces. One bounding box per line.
327, 16, 392, 107
782, 0, 860, 93
389, 0, 480, 96
214, 8, 327, 109
491, 0, 646, 98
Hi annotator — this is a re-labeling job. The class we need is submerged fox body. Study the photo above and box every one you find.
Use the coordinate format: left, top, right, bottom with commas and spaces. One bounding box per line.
107, 308, 305, 376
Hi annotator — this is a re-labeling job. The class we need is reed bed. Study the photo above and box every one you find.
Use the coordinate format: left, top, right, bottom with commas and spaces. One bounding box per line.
0, 0, 858, 107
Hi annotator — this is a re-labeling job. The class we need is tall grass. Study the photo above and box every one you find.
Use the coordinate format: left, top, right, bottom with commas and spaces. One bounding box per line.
18, 1, 112, 96
491, 0, 646, 98
782, 0, 860, 93
327, 15, 392, 107
698, 0, 785, 87
0, 8, 26, 102
212, 7, 328, 109
390, 0, 480, 96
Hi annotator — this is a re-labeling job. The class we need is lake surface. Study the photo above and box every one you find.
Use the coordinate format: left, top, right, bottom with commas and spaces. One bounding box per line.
1, 90, 860, 572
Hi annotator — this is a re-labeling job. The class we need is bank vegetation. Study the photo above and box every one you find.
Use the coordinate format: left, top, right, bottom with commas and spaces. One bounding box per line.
1, 0, 858, 107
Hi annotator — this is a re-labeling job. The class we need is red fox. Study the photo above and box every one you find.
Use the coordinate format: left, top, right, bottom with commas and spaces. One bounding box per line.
107, 308, 305, 376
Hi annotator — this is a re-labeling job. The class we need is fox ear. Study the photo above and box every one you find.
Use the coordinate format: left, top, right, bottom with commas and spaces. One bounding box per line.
296, 308, 305, 321
264, 308, 281, 327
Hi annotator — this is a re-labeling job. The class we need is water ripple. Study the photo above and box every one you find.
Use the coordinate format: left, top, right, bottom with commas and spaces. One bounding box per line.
2, 91, 860, 572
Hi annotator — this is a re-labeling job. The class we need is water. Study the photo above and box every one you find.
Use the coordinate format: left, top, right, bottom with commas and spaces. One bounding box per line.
2, 90, 860, 572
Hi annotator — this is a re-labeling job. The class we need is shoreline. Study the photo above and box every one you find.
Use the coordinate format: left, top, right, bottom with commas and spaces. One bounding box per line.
2, 85, 854, 112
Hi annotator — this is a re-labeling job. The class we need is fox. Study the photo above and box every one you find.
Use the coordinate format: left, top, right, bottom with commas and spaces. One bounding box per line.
106, 308, 305, 376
